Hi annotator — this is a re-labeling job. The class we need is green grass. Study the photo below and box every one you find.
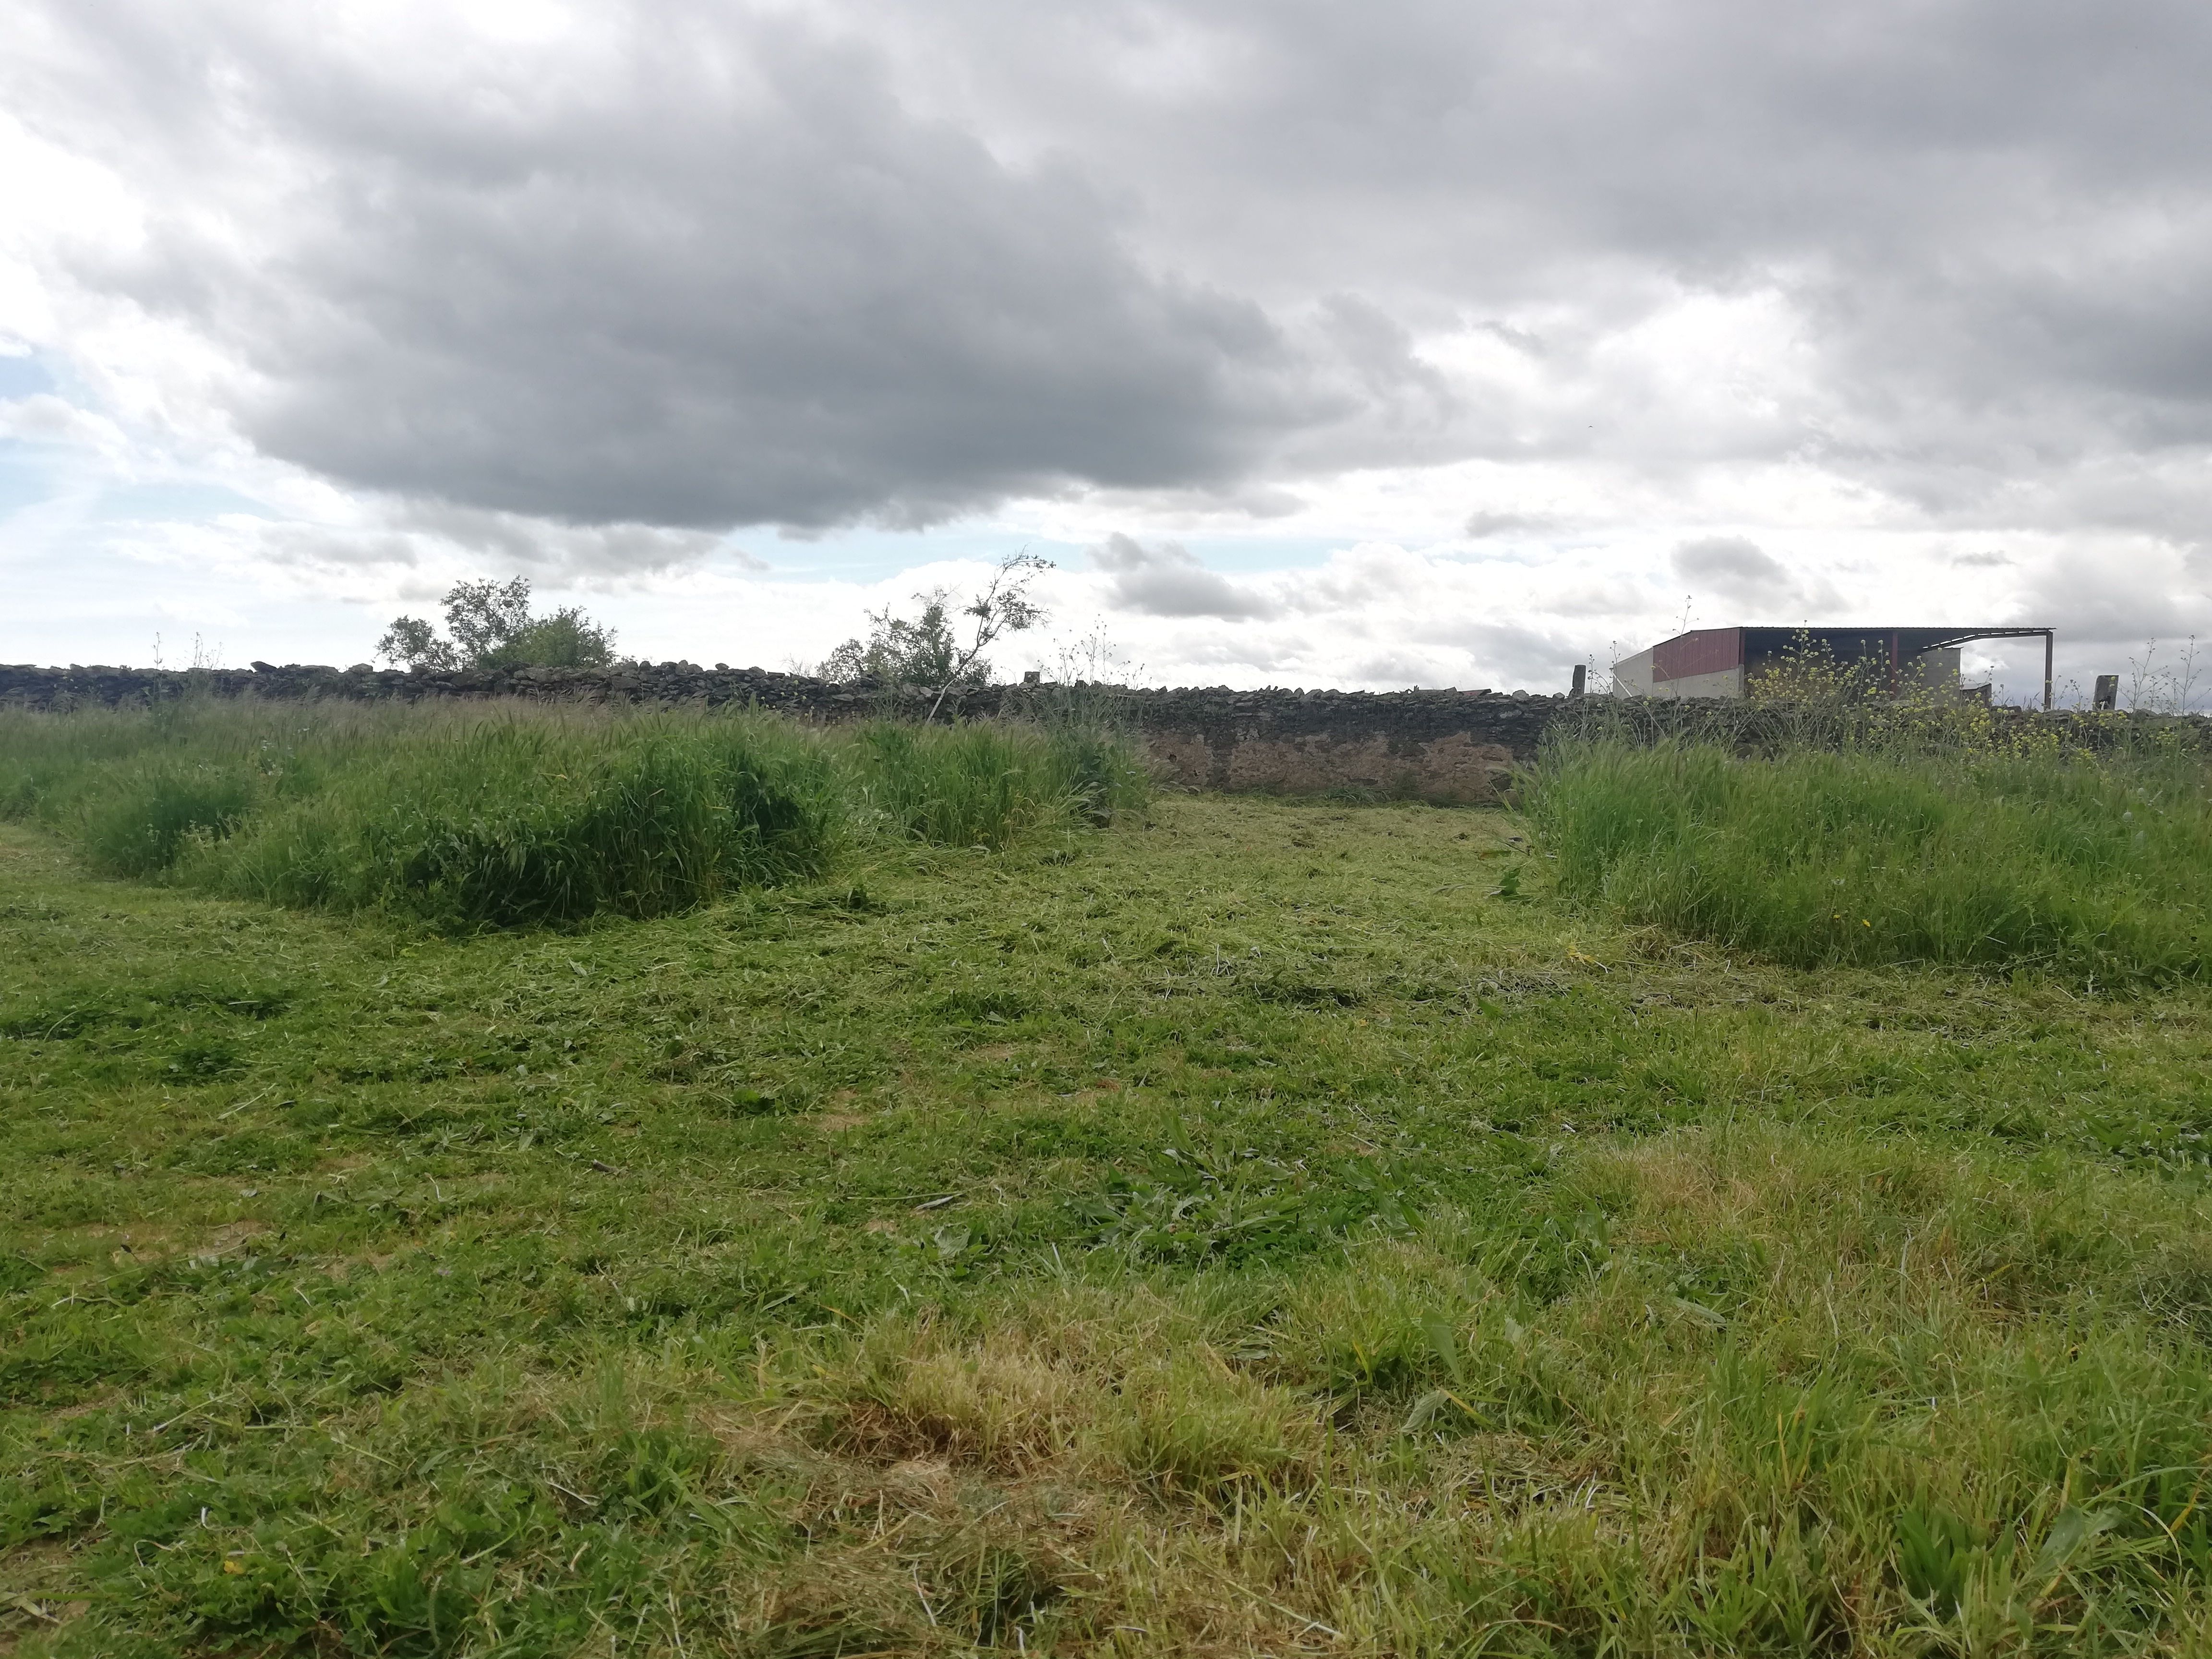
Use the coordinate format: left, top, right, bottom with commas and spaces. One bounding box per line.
204, 721, 841, 929
1528, 738, 2212, 983
11, 721, 2212, 1652
0, 700, 1147, 929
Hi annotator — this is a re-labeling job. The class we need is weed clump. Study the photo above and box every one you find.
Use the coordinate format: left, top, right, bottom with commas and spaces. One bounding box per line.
849, 719, 1149, 848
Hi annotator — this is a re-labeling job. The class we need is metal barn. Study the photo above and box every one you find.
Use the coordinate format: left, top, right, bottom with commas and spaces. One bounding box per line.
1610, 626, 2054, 708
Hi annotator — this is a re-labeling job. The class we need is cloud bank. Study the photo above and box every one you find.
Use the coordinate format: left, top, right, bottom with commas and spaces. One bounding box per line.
10, 0, 2212, 531
4, 0, 2211, 689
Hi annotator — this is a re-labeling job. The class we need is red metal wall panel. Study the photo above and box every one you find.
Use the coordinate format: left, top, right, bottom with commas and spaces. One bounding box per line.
1652, 628, 1743, 683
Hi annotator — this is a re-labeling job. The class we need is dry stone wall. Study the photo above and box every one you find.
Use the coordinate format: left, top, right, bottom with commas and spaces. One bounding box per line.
8, 661, 2200, 800
0, 661, 1568, 801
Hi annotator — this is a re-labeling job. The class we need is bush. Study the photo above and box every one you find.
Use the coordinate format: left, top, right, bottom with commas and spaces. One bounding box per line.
1527, 739, 2212, 983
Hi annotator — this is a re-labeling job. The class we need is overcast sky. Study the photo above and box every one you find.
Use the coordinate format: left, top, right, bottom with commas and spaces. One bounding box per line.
6, 0, 2212, 700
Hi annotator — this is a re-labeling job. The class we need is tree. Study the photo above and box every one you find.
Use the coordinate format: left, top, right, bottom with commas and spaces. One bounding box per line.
819, 595, 965, 687
818, 553, 1051, 719
373, 615, 457, 673
376, 577, 618, 671
441, 577, 534, 663
488, 608, 621, 669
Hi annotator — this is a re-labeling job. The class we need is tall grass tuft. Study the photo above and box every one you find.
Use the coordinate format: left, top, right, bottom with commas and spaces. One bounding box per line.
1041, 718, 1154, 826
0, 697, 1150, 929
850, 719, 1150, 848
79, 762, 257, 877
210, 721, 838, 928
1527, 739, 2212, 982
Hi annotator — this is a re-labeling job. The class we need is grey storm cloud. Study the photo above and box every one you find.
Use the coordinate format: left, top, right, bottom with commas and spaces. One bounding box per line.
1671, 537, 1794, 603
12, 0, 2212, 536
1463, 511, 1556, 540
390, 506, 759, 578
1092, 533, 1276, 619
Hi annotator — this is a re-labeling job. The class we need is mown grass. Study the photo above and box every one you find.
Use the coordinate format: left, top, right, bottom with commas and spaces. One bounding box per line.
10, 720, 2212, 1652
1528, 738, 2212, 984
0, 700, 1147, 929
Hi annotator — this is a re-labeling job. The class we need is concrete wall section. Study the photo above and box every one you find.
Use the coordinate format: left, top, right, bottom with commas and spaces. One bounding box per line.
1904, 648, 1961, 692
1123, 686, 1556, 801
1655, 665, 1746, 700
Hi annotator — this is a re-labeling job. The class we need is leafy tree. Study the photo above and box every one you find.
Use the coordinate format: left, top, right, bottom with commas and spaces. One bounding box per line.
442, 577, 535, 663
820, 595, 966, 688
820, 553, 1051, 718
376, 577, 618, 671
373, 615, 457, 673
487, 609, 621, 669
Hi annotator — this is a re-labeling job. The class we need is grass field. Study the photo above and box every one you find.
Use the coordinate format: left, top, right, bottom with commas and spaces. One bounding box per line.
9, 717, 2212, 1654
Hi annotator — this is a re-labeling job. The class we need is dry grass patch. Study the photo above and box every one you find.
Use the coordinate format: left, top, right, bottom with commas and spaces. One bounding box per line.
837, 1330, 1095, 1477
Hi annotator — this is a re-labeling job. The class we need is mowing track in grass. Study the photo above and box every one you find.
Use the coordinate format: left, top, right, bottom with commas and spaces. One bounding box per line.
8, 798, 2212, 1654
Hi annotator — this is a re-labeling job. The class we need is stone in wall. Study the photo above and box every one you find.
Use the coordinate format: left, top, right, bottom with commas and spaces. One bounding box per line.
1147, 727, 1515, 801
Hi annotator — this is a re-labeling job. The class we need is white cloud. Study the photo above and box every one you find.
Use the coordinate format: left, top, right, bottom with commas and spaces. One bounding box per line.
1090, 532, 1275, 619
2, 0, 2210, 695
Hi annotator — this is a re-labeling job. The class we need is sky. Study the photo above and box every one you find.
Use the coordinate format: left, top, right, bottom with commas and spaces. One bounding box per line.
5, 0, 2212, 703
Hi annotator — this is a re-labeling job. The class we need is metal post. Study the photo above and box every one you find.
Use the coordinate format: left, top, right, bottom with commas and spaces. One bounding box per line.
2044, 631, 2054, 711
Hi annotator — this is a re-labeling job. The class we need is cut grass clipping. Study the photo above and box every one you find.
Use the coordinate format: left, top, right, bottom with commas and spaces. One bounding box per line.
0, 700, 1148, 928
1527, 737, 2212, 981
